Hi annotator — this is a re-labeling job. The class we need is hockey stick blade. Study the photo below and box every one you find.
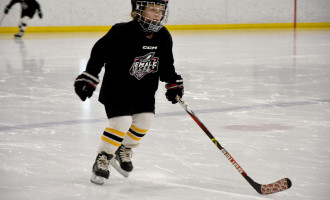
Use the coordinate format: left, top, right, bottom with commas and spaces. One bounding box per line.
176, 96, 292, 194
259, 178, 292, 195
245, 175, 292, 194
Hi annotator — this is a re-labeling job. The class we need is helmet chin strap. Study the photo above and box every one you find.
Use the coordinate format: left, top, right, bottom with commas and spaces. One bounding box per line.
140, 25, 154, 36
134, 18, 154, 36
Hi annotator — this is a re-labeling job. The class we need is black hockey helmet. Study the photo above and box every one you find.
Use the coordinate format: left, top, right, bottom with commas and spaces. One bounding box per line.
131, 0, 169, 34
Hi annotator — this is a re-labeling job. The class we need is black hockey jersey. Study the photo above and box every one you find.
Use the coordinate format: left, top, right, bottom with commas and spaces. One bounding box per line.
85, 21, 180, 113
6, 0, 41, 18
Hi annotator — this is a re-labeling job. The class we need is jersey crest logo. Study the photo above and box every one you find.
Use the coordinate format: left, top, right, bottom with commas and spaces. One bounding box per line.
130, 52, 159, 80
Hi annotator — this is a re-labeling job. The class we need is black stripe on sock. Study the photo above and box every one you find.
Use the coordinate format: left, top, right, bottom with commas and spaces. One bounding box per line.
103, 131, 123, 143
129, 128, 145, 138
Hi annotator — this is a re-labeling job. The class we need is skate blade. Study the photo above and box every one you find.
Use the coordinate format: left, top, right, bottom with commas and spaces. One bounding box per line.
110, 158, 129, 178
90, 173, 105, 185
14, 34, 23, 38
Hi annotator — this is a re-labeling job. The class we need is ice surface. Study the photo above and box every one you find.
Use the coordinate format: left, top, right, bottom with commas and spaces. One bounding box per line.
0, 29, 330, 200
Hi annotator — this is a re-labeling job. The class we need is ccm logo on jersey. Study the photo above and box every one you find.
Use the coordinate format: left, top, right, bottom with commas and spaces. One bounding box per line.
143, 46, 158, 50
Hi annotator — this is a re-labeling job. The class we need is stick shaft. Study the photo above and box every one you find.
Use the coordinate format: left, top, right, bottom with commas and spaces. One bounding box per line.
0, 14, 5, 25
176, 97, 292, 194
176, 98, 248, 175
176, 97, 262, 193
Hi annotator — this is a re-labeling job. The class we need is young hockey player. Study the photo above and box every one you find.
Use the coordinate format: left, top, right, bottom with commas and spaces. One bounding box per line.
3, 0, 42, 38
74, 0, 184, 185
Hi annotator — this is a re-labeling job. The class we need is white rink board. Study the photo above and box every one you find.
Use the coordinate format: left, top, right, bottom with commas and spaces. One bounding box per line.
0, 0, 329, 27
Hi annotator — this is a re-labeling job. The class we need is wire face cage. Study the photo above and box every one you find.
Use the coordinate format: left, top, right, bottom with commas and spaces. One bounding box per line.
135, 1, 169, 33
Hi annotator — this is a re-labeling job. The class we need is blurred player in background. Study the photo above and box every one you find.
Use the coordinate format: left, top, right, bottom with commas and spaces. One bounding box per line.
3, 0, 43, 38
74, 0, 184, 185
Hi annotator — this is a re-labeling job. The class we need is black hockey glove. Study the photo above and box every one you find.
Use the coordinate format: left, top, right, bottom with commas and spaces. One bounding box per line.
165, 75, 184, 104
74, 71, 99, 101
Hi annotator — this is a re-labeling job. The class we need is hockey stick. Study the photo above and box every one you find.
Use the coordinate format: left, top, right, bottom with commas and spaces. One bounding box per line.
176, 96, 292, 195
0, 14, 5, 26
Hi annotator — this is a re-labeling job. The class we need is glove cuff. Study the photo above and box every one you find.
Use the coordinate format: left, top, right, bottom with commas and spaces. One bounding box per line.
165, 75, 183, 90
165, 83, 183, 90
82, 71, 99, 83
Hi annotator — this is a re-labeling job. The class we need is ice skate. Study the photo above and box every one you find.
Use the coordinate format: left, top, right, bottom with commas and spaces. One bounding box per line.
14, 31, 24, 38
90, 152, 113, 185
110, 144, 134, 177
